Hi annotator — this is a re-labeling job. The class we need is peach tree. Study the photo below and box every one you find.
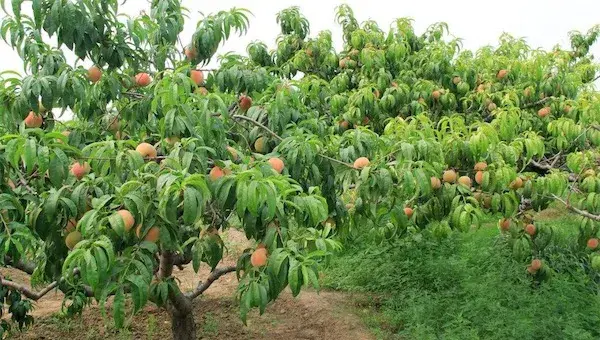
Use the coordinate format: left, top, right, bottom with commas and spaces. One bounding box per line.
0, 1, 341, 339
2, 1, 600, 339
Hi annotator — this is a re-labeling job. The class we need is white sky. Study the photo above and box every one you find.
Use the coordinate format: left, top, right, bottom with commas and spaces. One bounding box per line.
2, 0, 600, 72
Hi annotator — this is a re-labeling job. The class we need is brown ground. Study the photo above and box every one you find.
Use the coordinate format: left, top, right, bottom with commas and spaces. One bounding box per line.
2, 229, 374, 340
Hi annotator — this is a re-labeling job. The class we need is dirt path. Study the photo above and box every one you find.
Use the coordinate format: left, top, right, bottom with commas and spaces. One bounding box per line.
2, 229, 374, 340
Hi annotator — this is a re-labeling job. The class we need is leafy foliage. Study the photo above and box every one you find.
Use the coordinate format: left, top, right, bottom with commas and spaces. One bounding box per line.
0, 1, 600, 338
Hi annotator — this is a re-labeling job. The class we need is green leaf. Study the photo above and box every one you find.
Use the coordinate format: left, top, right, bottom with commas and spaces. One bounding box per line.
113, 287, 125, 329
49, 149, 67, 187
183, 187, 200, 225
108, 212, 125, 237
127, 275, 148, 314
84, 251, 99, 290
23, 138, 37, 175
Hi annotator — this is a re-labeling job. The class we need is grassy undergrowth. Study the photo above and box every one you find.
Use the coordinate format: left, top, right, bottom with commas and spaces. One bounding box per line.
323, 208, 600, 340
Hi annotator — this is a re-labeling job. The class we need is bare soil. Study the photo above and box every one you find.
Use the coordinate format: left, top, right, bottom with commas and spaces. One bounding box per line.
2, 229, 374, 340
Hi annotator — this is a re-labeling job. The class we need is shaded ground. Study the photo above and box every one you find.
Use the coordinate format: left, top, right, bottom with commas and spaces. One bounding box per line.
2, 229, 374, 340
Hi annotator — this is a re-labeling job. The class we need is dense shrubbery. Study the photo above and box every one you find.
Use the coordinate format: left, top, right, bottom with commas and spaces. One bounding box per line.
324, 212, 600, 340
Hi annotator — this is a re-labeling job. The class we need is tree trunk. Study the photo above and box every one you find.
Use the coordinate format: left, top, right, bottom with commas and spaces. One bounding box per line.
161, 251, 197, 340
169, 305, 196, 340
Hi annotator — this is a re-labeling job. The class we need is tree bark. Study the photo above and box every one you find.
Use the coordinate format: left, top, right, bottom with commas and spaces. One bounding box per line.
169, 303, 196, 340
168, 286, 197, 340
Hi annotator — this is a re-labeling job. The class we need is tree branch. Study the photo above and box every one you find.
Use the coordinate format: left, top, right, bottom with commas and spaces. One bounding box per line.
521, 96, 552, 109
232, 115, 283, 141
528, 158, 577, 182
4, 256, 36, 275
0, 276, 59, 301
187, 265, 236, 300
4, 258, 95, 298
551, 194, 600, 221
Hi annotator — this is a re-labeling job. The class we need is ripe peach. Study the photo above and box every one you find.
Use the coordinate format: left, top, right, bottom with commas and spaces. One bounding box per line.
339, 120, 350, 131
431, 177, 442, 189
70, 161, 90, 180
458, 176, 472, 188
185, 47, 197, 61
525, 224, 536, 236
209, 166, 226, 181
136, 142, 157, 159
474, 162, 488, 171
587, 238, 599, 250
404, 207, 414, 219
190, 70, 204, 86
538, 107, 551, 118
475, 171, 484, 185
509, 177, 523, 190
268, 157, 284, 173
353, 157, 370, 169
239, 95, 252, 112
443, 170, 457, 183
497, 69, 508, 80
135, 73, 152, 87
88, 66, 102, 83
500, 218, 510, 231
144, 227, 160, 243
530, 259, 542, 271
432, 90, 441, 100
117, 210, 135, 232
250, 248, 268, 267
66, 218, 77, 233
24, 111, 43, 128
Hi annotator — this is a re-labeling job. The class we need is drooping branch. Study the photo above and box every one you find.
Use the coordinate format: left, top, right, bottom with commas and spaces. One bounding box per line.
0, 276, 59, 301
187, 265, 236, 300
551, 194, 600, 221
231, 115, 354, 168
4, 258, 95, 298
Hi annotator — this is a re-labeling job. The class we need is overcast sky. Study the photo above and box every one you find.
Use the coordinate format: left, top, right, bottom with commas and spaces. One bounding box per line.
2, 0, 600, 72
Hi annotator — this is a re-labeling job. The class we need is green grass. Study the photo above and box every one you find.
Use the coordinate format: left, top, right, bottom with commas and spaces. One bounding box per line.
323, 212, 600, 340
